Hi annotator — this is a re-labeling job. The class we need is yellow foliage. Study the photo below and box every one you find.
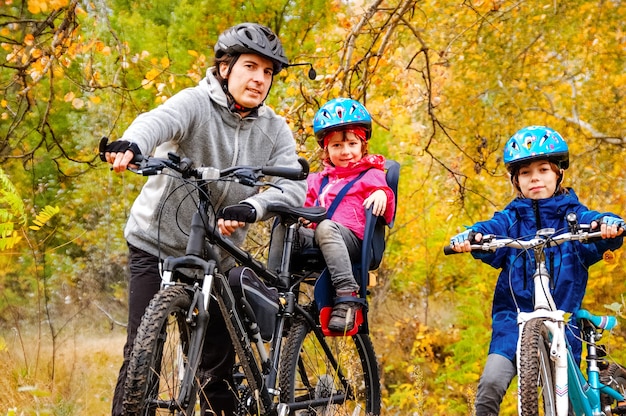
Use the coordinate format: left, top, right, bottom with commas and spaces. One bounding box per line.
24, 33, 35, 46
29, 205, 60, 231
144, 68, 160, 82
27, 0, 46, 14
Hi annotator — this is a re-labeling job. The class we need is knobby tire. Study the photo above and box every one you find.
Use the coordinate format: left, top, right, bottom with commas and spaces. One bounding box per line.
519, 317, 557, 416
123, 286, 197, 416
279, 314, 381, 415
601, 362, 626, 410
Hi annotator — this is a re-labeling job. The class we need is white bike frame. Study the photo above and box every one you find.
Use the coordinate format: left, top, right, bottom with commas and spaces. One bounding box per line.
516, 269, 570, 415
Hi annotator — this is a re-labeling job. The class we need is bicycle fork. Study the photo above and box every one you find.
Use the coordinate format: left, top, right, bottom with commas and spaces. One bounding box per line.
517, 310, 569, 415
161, 257, 216, 412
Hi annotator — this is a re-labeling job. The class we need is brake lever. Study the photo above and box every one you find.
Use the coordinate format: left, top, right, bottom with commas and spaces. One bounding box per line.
128, 159, 162, 176
232, 169, 283, 191
232, 169, 262, 186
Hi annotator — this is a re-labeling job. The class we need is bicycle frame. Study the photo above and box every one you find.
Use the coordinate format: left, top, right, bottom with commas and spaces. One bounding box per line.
515, 243, 570, 415
567, 311, 624, 416
149, 163, 357, 415
510, 229, 625, 416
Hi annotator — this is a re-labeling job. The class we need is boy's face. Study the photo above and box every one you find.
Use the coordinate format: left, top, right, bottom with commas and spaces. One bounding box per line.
516, 160, 560, 199
220, 53, 274, 113
324, 131, 364, 167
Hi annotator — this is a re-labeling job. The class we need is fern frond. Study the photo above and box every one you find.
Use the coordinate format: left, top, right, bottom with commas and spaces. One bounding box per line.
0, 168, 26, 226
0, 221, 15, 237
0, 230, 21, 250
0, 168, 18, 195
29, 205, 60, 231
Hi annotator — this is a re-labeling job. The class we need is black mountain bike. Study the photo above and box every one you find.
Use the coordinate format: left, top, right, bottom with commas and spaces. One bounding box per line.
106, 146, 382, 415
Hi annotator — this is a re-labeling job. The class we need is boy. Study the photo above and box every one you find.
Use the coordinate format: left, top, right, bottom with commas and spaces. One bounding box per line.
449, 125, 624, 415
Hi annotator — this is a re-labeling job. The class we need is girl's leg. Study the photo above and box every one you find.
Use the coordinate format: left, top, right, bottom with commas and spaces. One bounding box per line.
315, 220, 362, 331
314, 220, 361, 292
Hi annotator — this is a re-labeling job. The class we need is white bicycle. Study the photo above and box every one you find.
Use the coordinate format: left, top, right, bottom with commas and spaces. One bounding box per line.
445, 213, 626, 415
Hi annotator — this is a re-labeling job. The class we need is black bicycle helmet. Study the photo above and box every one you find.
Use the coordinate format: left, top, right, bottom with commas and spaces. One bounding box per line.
214, 23, 289, 73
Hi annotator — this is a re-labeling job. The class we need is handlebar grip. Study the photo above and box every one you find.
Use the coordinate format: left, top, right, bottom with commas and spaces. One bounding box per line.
129, 153, 144, 165
261, 157, 309, 180
98, 137, 109, 162
98, 136, 144, 164
443, 245, 458, 255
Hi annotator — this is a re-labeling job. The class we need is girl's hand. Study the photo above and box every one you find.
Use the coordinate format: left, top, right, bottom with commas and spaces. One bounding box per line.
363, 189, 388, 216
299, 217, 313, 228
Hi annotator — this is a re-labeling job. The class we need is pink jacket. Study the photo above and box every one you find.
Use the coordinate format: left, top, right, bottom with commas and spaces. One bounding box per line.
305, 154, 396, 240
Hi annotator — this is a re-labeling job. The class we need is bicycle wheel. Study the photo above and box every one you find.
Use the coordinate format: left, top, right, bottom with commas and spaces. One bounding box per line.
601, 362, 626, 409
519, 318, 557, 416
279, 314, 381, 415
123, 286, 197, 416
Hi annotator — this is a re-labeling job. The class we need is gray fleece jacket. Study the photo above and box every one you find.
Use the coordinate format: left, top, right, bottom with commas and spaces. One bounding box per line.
121, 67, 306, 260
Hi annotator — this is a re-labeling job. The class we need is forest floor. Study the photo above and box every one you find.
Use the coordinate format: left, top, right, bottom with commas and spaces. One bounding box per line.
0, 324, 126, 415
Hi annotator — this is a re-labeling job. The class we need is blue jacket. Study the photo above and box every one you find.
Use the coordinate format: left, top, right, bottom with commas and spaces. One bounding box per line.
470, 189, 623, 361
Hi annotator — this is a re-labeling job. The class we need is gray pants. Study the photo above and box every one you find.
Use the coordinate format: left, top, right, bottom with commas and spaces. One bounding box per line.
475, 353, 516, 416
268, 219, 362, 293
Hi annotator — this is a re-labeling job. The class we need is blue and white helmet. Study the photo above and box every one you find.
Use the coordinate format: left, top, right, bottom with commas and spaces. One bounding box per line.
313, 98, 372, 147
503, 126, 569, 173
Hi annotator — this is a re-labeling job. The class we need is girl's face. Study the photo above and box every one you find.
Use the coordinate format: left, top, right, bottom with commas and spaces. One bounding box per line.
516, 160, 561, 199
220, 53, 274, 113
324, 131, 364, 167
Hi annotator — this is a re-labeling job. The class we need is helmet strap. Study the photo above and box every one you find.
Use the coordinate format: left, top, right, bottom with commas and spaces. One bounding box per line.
553, 169, 564, 196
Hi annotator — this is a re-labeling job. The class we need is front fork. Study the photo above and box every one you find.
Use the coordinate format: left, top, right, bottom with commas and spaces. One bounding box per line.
517, 310, 569, 416
160, 258, 216, 410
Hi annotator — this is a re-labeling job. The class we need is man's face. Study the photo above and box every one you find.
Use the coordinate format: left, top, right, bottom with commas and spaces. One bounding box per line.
220, 53, 274, 112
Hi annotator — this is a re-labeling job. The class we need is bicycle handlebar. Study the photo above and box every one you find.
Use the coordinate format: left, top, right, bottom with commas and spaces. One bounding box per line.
107, 150, 308, 185
443, 225, 604, 256
99, 137, 309, 182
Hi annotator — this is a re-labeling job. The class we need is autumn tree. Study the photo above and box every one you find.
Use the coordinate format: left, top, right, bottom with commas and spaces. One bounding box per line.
1, 0, 626, 414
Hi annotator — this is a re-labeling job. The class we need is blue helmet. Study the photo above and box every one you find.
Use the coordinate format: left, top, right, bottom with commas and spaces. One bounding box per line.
503, 126, 569, 173
313, 98, 372, 147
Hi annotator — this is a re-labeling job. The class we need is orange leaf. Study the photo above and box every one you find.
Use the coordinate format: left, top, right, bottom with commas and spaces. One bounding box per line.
24, 34, 35, 46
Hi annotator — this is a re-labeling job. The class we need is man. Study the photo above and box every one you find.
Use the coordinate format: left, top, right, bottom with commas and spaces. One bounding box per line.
103, 23, 306, 415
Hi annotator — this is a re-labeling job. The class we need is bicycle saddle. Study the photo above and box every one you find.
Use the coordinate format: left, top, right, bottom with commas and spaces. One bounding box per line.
267, 204, 327, 223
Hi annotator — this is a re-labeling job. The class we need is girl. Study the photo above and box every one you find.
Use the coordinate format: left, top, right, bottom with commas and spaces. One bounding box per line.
269, 97, 395, 332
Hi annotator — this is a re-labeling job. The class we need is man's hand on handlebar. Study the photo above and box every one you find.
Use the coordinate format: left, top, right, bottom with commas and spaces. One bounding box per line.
217, 203, 257, 236
99, 138, 141, 173
450, 229, 482, 253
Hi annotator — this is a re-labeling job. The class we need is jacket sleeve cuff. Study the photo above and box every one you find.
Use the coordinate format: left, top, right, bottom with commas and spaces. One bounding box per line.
242, 199, 263, 221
